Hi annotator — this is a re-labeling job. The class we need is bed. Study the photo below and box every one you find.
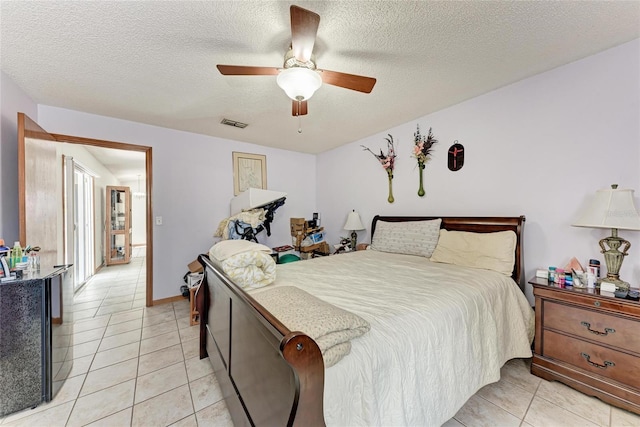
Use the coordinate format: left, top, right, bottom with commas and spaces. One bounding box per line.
198, 215, 534, 426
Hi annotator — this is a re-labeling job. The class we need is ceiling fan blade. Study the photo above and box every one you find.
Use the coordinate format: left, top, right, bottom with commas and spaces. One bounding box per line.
292, 100, 308, 116
217, 65, 280, 76
290, 5, 320, 63
319, 69, 377, 93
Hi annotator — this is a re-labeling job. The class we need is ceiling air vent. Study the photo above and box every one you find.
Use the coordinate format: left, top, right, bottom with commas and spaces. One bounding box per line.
221, 118, 248, 129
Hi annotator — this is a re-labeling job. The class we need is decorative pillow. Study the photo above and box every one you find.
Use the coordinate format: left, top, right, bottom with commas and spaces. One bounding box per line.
209, 239, 272, 261
370, 219, 442, 257
429, 229, 517, 276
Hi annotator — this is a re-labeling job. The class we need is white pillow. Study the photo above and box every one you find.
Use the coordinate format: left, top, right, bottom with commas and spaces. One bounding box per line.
370, 219, 442, 258
209, 239, 272, 261
429, 229, 516, 276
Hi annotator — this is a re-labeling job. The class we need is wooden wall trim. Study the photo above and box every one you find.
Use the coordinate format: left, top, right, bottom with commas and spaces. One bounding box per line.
145, 149, 153, 308
50, 134, 150, 152
152, 295, 185, 306
50, 132, 153, 306
18, 113, 25, 245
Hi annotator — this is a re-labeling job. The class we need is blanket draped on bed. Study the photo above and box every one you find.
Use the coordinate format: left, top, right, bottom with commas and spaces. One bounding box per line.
212, 250, 276, 290
252, 286, 371, 367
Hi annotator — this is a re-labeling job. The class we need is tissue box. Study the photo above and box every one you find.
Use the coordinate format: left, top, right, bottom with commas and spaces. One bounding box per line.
536, 269, 548, 279
599, 281, 617, 293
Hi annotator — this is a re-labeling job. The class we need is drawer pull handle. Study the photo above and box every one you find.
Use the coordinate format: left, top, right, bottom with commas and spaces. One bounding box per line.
580, 321, 615, 336
581, 352, 615, 369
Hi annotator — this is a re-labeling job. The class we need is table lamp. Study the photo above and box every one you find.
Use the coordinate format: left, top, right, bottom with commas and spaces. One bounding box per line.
572, 184, 640, 291
344, 210, 365, 251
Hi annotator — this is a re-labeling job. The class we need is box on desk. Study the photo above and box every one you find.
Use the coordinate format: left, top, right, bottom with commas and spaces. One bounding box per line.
188, 259, 203, 273
290, 218, 306, 235
300, 241, 330, 257
290, 218, 306, 249
308, 231, 325, 244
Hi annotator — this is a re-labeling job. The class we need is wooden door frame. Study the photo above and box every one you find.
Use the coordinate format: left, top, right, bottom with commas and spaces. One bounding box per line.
19, 114, 153, 306
51, 134, 153, 307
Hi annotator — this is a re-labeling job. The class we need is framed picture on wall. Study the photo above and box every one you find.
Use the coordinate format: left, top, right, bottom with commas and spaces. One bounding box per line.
233, 152, 267, 196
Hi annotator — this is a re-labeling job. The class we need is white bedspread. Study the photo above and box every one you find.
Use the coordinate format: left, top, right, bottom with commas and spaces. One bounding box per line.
250, 250, 534, 427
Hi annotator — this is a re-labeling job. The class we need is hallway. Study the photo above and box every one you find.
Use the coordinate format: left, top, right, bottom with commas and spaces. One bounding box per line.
73, 246, 148, 319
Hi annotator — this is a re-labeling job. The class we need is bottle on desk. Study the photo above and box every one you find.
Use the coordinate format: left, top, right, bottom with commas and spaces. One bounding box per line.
588, 259, 600, 279
11, 241, 23, 269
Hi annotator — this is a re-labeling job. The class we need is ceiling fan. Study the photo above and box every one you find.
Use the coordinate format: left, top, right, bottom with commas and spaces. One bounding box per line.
217, 5, 377, 118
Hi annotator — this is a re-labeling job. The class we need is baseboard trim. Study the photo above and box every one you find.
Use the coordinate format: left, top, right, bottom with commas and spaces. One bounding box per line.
152, 295, 186, 306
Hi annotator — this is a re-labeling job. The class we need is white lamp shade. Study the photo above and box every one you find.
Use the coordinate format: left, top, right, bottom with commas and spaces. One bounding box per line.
573, 187, 640, 231
344, 210, 365, 231
276, 67, 322, 101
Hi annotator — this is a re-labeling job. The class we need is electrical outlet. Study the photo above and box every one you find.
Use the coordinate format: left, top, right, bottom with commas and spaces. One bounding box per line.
155, 216, 163, 226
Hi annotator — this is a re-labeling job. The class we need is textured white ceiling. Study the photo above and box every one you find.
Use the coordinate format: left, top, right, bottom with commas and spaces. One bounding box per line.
82, 145, 146, 183
2, 1, 639, 156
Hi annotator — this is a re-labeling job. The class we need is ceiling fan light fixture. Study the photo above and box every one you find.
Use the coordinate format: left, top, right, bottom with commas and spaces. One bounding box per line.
277, 67, 322, 101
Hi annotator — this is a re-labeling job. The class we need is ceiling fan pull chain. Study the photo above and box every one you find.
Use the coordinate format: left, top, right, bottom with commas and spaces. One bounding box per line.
297, 98, 303, 133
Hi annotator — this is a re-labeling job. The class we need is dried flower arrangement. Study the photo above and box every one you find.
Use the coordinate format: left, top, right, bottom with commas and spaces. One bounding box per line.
362, 134, 397, 203
412, 125, 437, 196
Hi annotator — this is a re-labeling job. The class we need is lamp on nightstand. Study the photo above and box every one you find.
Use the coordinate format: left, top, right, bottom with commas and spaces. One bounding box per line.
572, 184, 640, 291
344, 210, 365, 251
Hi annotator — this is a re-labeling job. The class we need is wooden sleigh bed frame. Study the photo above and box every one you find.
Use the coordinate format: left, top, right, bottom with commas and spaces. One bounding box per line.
198, 215, 526, 427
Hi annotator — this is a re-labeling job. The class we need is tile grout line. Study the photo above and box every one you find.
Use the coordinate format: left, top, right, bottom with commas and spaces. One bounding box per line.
68, 254, 145, 426
519, 374, 542, 426
533, 385, 610, 427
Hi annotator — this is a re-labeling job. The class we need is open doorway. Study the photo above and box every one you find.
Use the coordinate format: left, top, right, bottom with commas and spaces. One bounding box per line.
19, 113, 154, 307
57, 136, 152, 306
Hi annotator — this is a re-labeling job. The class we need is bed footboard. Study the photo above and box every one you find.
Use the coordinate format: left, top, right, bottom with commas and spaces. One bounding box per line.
198, 254, 325, 427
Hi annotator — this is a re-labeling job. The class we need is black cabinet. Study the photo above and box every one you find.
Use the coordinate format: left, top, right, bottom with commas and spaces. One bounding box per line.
0, 266, 74, 416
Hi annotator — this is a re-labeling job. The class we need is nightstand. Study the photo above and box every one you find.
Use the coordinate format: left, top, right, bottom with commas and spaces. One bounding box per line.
529, 277, 640, 415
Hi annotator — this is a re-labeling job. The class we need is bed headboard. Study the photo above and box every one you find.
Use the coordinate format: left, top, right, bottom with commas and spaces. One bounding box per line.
371, 215, 526, 292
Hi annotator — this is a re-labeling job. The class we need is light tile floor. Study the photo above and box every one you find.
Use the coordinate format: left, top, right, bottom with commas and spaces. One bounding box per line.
1, 248, 639, 426
444, 358, 640, 427
0, 247, 232, 427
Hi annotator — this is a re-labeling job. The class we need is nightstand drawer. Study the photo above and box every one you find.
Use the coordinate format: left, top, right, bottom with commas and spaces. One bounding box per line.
543, 330, 640, 389
544, 301, 640, 354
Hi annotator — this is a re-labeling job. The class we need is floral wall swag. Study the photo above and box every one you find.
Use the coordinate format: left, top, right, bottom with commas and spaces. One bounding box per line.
412, 125, 438, 197
362, 134, 397, 203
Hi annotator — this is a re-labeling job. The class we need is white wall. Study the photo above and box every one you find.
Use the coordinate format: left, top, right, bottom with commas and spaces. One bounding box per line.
120, 178, 147, 246
0, 71, 38, 244
36, 106, 316, 300
317, 39, 640, 303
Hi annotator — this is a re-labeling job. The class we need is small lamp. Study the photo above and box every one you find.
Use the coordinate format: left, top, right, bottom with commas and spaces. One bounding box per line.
572, 184, 640, 291
343, 210, 365, 251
